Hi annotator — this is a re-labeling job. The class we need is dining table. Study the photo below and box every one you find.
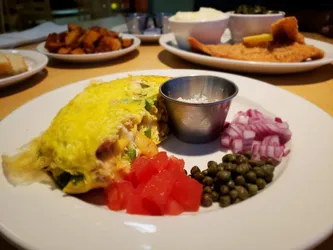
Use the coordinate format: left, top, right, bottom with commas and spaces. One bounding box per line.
1, 31, 333, 250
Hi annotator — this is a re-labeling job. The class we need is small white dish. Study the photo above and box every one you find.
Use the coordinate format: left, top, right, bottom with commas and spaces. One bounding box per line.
0, 50, 48, 88
229, 11, 285, 43
131, 33, 162, 42
36, 34, 140, 63
169, 15, 230, 50
1, 69, 333, 250
159, 33, 333, 74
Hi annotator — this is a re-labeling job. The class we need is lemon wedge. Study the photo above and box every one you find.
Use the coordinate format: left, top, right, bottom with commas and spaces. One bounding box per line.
243, 34, 273, 46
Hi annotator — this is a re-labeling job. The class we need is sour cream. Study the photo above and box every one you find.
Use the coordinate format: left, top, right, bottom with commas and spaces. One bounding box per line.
170, 7, 225, 22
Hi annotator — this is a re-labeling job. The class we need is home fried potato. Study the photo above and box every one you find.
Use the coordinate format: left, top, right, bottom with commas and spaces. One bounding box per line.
65, 29, 82, 47
44, 24, 130, 55
58, 47, 72, 54
95, 36, 121, 52
71, 48, 86, 54
121, 38, 134, 48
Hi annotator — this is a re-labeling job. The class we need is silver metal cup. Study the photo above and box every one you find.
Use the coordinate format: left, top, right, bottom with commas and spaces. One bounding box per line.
160, 75, 238, 144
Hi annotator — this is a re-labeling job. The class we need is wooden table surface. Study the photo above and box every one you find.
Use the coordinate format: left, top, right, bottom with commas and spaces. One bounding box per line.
1, 32, 333, 250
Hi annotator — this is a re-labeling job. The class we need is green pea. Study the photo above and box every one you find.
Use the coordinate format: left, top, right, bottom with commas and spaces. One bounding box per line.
208, 165, 218, 177
219, 196, 231, 208
207, 161, 218, 168
211, 191, 220, 202
253, 167, 265, 178
203, 176, 214, 186
247, 184, 258, 196
227, 180, 235, 189
220, 185, 230, 195
229, 154, 237, 163
201, 193, 213, 207
236, 155, 248, 164
222, 154, 232, 163
262, 165, 275, 176
229, 189, 238, 200
248, 159, 258, 167
266, 158, 275, 166
202, 169, 209, 176
235, 186, 249, 200
245, 171, 257, 184
235, 163, 250, 175
265, 173, 274, 183
256, 178, 267, 190
244, 152, 252, 160
224, 162, 236, 172
191, 166, 200, 175
216, 170, 232, 182
193, 172, 205, 182
217, 163, 225, 172
233, 198, 242, 204
203, 186, 213, 194
235, 175, 246, 186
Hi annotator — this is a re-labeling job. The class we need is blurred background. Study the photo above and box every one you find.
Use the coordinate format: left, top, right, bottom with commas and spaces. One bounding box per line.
0, 0, 332, 36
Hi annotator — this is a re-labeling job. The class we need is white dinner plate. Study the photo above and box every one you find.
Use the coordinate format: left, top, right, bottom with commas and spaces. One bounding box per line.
1, 69, 333, 250
0, 50, 48, 88
36, 34, 140, 63
159, 33, 333, 74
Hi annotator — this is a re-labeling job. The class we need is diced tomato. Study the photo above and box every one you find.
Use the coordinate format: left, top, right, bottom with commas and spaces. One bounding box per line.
104, 180, 134, 211
126, 193, 150, 215
149, 152, 169, 170
164, 155, 186, 180
131, 156, 159, 183
141, 170, 176, 215
124, 172, 139, 188
171, 176, 202, 212
165, 155, 185, 172
165, 199, 185, 215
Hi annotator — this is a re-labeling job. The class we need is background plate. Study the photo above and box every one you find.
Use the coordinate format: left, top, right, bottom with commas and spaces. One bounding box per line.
159, 34, 333, 74
37, 34, 140, 63
0, 50, 48, 88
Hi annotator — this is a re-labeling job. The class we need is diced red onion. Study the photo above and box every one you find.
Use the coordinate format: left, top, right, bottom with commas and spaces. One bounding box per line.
231, 139, 243, 153
221, 135, 231, 148
221, 109, 292, 163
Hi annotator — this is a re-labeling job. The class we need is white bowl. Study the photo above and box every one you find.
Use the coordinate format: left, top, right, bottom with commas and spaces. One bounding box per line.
229, 11, 285, 43
169, 15, 230, 50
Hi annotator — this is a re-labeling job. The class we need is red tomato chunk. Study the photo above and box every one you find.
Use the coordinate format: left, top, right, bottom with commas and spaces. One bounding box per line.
104, 152, 203, 216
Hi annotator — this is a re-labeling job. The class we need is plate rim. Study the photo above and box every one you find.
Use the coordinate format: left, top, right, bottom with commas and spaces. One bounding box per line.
0, 49, 48, 88
36, 33, 140, 61
1, 69, 333, 250
159, 33, 333, 67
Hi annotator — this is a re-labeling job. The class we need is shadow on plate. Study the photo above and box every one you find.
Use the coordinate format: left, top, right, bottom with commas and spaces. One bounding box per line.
249, 63, 333, 86
160, 134, 223, 156
47, 49, 139, 69
0, 69, 48, 98
75, 188, 106, 206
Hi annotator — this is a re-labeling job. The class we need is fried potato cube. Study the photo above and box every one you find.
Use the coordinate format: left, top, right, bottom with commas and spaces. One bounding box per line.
68, 24, 82, 32
121, 38, 133, 48
59, 31, 68, 42
90, 26, 119, 38
83, 29, 101, 46
57, 47, 72, 54
101, 36, 122, 51
71, 48, 86, 54
65, 29, 82, 46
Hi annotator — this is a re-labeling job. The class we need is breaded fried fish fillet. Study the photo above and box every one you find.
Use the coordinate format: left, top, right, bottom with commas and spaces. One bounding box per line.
188, 17, 324, 63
